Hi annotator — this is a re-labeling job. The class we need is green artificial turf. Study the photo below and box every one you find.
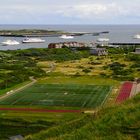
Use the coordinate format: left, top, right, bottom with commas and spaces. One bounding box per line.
0, 83, 111, 109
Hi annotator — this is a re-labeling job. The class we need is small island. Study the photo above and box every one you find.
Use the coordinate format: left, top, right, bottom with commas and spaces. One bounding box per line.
0, 29, 85, 37
0, 29, 109, 37
0, 29, 65, 37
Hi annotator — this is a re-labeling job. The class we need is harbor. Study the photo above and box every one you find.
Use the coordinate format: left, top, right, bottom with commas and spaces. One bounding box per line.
0, 25, 140, 50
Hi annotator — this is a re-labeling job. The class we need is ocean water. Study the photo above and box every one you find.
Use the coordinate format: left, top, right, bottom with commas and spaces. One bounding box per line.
0, 25, 140, 50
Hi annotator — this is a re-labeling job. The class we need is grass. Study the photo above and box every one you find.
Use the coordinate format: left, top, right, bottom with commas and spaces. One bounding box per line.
37, 55, 134, 76
0, 83, 111, 109
37, 54, 140, 79
25, 93, 140, 140
0, 81, 31, 96
39, 75, 119, 86
37, 57, 112, 76
0, 111, 81, 140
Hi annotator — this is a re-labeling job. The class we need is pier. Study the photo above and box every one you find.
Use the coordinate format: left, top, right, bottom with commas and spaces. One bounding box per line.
109, 42, 140, 46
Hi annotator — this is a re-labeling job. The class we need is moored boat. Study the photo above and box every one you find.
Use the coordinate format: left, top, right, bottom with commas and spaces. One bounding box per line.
1, 40, 20, 46
97, 38, 109, 42
22, 38, 45, 43
133, 34, 140, 39
59, 35, 74, 39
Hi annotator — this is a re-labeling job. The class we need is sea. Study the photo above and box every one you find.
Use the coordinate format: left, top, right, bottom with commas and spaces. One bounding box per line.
0, 24, 140, 50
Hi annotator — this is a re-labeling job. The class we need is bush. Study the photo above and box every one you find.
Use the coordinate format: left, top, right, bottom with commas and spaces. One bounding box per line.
82, 68, 91, 73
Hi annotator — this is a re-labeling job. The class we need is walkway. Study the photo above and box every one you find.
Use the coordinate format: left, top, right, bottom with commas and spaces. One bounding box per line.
0, 79, 37, 101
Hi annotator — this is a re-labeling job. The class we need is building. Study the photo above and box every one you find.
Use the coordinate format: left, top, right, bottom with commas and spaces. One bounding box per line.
108, 44, 120, 48
135, 48, 140, 54
9, 135, 24, 140
90, 48, 108, 56
48, 42, 96, 49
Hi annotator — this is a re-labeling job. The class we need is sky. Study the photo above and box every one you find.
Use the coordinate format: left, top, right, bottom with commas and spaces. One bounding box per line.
0, 0, 140, 24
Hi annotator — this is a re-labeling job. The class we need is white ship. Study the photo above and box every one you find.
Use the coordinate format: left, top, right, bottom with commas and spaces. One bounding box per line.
59, 35, 74, 39
22, 38, 45, 43
133, 34, 140, 39
97, 38, 109, 42
1, 40, 20, 46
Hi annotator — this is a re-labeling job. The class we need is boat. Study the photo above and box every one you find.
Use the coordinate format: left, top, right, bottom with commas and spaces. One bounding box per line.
133, 34, 140, 39
22, 38, 45, 43
97, 38, 109, 42
59, 35, 74, 39
1, 40, 20, 46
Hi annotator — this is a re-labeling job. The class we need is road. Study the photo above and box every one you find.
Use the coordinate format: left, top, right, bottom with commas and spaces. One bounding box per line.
0, 78, 37, 101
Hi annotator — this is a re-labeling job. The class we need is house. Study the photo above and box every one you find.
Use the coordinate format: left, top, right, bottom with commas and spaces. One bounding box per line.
90, 48, 108, 56
108, 44, 120, 48
48, 43, 63, 48
9, 135, 24, 140
48, 42, 87, 49
135, 48, 140, 54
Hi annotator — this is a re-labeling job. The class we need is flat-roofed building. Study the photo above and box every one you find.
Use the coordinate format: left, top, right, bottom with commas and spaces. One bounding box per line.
135, 48, 140, 54
48, 42, 89, 49
90, 48, 108, 56
9, 135, 24, 140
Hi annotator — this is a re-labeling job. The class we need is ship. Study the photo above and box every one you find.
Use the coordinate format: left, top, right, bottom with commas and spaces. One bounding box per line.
22, 38, 45, 43
133, 34, 140, 39
97, 38, 109, 42
1, 40, 20, 46
59, 35, 74, 39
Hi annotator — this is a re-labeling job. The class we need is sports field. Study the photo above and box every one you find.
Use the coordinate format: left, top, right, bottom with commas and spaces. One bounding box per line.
0, 84, 111, 108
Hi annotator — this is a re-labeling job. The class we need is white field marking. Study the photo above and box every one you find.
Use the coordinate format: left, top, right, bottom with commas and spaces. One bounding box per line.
67, 94, 77, 105
40, 100, 53, 102
11, 94, 28, 105
130, 82, 137, 98
100, 86, 113, 107
136, 83, 140, 95
81, 87, 94, 108
82, 101, 87, 108
84, 87, 99, 108
0, 79, 37, 102
84, 86, 110, 108
64, 92, 68, 95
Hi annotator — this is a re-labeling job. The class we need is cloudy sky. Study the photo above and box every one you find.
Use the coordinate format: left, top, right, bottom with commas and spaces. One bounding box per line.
0, 0, 140, 24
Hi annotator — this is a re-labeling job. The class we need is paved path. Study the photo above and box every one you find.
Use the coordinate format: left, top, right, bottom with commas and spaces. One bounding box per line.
130, 82, 140, 97
130, 82, 137, 97
0, 79, 37, 101
136, 83, 140, 95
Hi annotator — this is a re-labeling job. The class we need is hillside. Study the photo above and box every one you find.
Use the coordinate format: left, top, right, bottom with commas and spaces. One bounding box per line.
25, 94, 140, 140
0, 47, 139, 140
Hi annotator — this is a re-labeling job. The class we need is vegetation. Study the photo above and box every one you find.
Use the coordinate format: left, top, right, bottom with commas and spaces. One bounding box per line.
0, 47, 139, 92
0, 46, 139, 140
23, 93, 140, 140
108, 46, 136, 54
0, 111, 81, 140
0, 48, 89, 92
0, 50, 46, 91
0, 29, 64, 36
38, 53, 139, 81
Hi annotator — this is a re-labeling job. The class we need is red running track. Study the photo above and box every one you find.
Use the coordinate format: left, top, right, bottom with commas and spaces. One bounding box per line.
0, 107, 81, 113
116, 82, 133, 103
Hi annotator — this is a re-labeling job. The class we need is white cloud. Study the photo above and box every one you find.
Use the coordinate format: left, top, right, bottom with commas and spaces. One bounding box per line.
55, 2, 139, 20
56, 3, 117, 18
0, 0, 140, 24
